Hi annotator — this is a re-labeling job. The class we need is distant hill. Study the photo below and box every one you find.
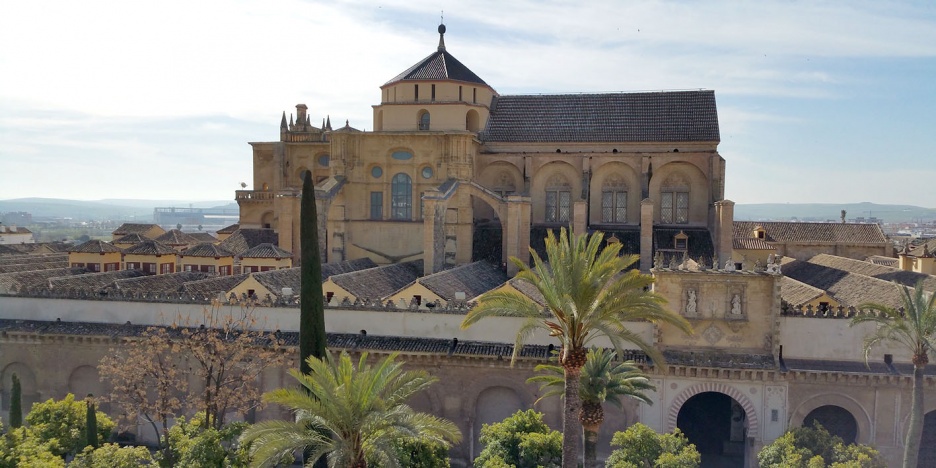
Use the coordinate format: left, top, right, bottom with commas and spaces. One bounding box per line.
734, 202, 936, 223
0, 198, 236, 222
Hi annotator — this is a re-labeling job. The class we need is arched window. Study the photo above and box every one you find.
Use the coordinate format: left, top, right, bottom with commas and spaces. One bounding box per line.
545, 174, 571, 223
601, 175, 627, 223
391, 173, 412, 220
418, 110, 430, 130
661, 174, 689, 224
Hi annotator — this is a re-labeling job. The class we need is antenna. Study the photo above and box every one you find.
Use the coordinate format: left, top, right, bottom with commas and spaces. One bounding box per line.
440, 10, 444, 24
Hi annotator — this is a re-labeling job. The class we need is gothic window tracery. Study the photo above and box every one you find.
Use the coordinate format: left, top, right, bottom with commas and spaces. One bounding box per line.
661, 173, 689, 224
545, 174, 571, 223
601, 175, 628, 223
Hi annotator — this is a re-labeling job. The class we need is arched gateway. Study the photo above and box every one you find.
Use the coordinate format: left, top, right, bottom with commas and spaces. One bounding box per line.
668, 383, 759, 468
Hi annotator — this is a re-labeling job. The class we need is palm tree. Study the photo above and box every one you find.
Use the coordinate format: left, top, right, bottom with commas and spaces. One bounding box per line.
240, 351, 461, 468
462, 228, 691, 468
528, 347, 656, 467
852, 281, 936, 468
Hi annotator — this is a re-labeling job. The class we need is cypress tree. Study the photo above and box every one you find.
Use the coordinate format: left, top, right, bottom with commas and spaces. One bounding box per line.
9, 373, 22, 428
85, 394, 99, 449
300, 170, 327, 375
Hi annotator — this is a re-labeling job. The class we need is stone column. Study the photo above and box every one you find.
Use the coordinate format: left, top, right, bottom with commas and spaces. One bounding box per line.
573, 200, 588, 235
640, 198, 654, 271
715, 200, 735, 267
505, 195, 532, 275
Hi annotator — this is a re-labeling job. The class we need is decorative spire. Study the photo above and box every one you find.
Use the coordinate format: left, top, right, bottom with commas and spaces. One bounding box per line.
322, 118, 326, 130
325, 116, 332, 131
289, 114, 294, 127
306, 114, 311, 126
280, 111, 287, 129
437, 23, 446, 51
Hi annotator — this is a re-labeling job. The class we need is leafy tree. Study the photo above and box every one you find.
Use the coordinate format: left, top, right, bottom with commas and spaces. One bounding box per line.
463, 228, 692, 468
24, 393, 115, 458
474, 409, 562, 468
99, 304, 285, 461
300, 169, 327, 375
71, 443, 154, 468
604, 423, 699, 468
0, 426, 64, 468
529, 348, 655, 467
158, 415, 251, 468
851, 281, 936, 468
9, 373, 21, 429
370, 437, 451, 468
85, 394, 99, 449
757, 422, 885, 468
241, 351, 461, 468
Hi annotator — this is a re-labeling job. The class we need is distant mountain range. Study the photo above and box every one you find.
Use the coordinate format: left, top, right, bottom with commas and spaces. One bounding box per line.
1, 198, 933, 224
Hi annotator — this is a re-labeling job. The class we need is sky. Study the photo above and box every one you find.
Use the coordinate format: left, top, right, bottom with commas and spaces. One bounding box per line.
1, 0, 935, 205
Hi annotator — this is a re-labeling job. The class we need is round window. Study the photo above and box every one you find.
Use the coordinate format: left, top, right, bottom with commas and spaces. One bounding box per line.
318, 154, 330, 167
422, 166, 433, 179
371, 166, 383, 178
391, 151, 413, 160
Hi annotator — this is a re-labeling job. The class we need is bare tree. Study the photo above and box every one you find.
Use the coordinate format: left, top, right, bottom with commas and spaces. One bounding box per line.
99, 302, 288, 461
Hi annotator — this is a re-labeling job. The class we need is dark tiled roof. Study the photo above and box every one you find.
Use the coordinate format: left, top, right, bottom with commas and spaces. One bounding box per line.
0, 253, 68, 266
507, 277, 546, 306
112, 233, 147, 245
123, 240, 178, 256
181, 273, 250, 299
331, 120, 362, 133
154, 229, 199, 246
867, 255, 898, 267
329, 261, 424, 301
384, 49, 487, 86
69, 239, 122, 254
806, 253, 936, 292
239, 243, 293, 259
654, 228, 714, 263
320, 258, 379, 278
733, 238, 775, 250
187, 232, 217, 243
218, 229, 279, 255
112, 223, 163, 237
419, 261, 509, 301
780, 276, 826, 307
109, 271, 213, 294
733, 221, 887, 244
663, 350, 775, 370
482, 91, 719, 143
781, 359, 936, 376
780, 259, 904, 308
529, 228, 641, 266
0, 261, 69, 274
181, 243, 234, 258
47, 269, 147, 292
216, 223, 240, 234
0, 267, 87, 293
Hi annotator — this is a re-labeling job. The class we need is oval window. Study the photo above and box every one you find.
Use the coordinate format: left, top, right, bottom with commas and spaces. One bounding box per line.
391, 151, 413, 161
371, 166, 383, 178
422, 166, 433, 179
318, 154, 330, 167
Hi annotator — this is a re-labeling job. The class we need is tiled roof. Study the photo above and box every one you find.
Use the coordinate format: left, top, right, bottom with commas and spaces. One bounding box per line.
732, 221, 887, 244
218, 229, 279, 255
180, 243, 234, 258
530, 228, 641, 262
329, 260, 424, 301
507, 277, 547, 306
247, 259, 378, 297
321, 258, 379, 278
239, 243, 293, 259
0, 261, 69, 274
123, 240, 178, 256
806, 253, 936, 292
909, 238, 936, 257
69, 239, 122, 254
112, 233, 147, 245
112, 223, 162, 236
187, 232, 217, 243
109, 271, 213, 294
418, 261, 509, 301
0, 226, 32, 234
867, 255, 898, 267
0, 253, 68, 266
0, 267, 87, 294
653, 228, 714, 263
482, 91, 719, 143
663, 349, 775, 370
216, 223, 240, 234
331, 120, 362, 133
181, 273, 250, 299
780, 259, 904, 308
154, 229, 199, 246
384, 49, 487, 86
780, 276, 826, 307
47, 269, 147, 292
733, 238, 775, 250
781, 358, 936, 377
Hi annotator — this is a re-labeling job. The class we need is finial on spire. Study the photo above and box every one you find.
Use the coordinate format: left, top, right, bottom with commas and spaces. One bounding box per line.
437, 14, 446, 52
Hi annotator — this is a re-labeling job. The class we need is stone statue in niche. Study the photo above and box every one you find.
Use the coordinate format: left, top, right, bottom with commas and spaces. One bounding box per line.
724, 260, 735, 271
730, 294, 743, 315
686, 289, 697, 317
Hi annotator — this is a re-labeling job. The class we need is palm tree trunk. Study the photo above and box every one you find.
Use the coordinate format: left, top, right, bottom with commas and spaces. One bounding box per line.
903, 363, 925, 468
563, 365, 583, 468
583, 426, 599, 468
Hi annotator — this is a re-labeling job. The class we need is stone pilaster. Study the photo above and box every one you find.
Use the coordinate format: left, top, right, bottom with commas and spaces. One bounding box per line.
640, 198, 654, 272
505, 195, 532, 275
573, 201, 588, 235
422, 190, 447, 275
715, 200, 735, 268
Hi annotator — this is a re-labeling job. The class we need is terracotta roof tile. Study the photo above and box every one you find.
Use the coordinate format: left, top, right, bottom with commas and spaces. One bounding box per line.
123, 240, 178, 256
0, 267, 87, 294
806, 253, 936, 292
780, 259, 904, 308
109, 271, 214, 294
329, 260, 423, 301
69, 239, 122, 254
482, 91, 719, 143
418, 261, 509, 301
112, 233, 147, 245
218, 229, 279, 255
732, 221, 887, 244
0, 261, 69, 274
180, 243, 235, 258
239, 243, 293, 259
733, 238, 775, 250
187, 232, 217, 243
867, 255, 898, 267
0, 253, 68, 266
154, 229, 199, 246
182, 273, 250, 299
47, 269, 148, 292
248, 259, 378, 297
780, 276, 826, 307
112, 223, 163, 237
216, 223, 240, 234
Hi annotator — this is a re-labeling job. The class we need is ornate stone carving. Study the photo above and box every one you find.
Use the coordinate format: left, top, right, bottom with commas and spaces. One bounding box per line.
701, 323, 724, 345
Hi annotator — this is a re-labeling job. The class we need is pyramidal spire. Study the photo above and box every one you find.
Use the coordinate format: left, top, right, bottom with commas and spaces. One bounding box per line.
325, 116, 332, 131
280, 111, 287, 129
289, 114, 294, 127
